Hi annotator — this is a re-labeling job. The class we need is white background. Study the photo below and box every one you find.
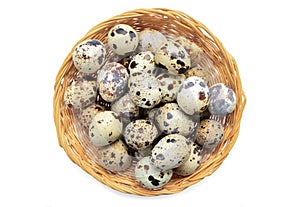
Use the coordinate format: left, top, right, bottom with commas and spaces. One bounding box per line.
0, 0, 299, 206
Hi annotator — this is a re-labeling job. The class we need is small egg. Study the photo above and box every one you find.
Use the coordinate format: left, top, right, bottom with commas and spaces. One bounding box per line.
150, 134, 191, 171
108, 24, 138, 56
155, 103, 197, 137
128, 73, 162, 109
138, 29, 167, 53
135, 156, 173, 190
155, 40, 191, 75
78, 104, 104, 131
63, 79, 97, 109
128, 51, 156, 75
124, 119, 158, 150
97, 139, 132, 172
89, 111, 122, 147
185, 65, 210, 85
174, 143, 202, 176
196, 119, 224, 148
72, 39, 106, 74
97, 62, 129, 102
156, 72, 185, 102
173, 36, 203, 67
177, 76, 209, 115
111, 93, 139, 122
208, 83, 237, 116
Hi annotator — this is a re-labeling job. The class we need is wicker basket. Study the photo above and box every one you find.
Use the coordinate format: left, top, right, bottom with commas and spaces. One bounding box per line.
53, 8, 246, 196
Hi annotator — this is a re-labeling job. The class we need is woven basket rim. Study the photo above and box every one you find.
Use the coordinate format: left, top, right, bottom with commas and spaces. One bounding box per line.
53, 8, 246, 196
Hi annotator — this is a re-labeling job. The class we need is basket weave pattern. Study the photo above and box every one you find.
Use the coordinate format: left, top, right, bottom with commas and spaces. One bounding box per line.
53, 8, 246, 196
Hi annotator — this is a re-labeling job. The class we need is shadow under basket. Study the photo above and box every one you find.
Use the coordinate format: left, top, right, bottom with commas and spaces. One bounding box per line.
53, 8, 246, 196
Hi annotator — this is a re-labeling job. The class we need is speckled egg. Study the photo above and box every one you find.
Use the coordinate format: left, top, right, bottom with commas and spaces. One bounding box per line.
128, 51, 156, 75
97, 139, 132, 172
155, 40, 191, 75
173, 36, 203, 67
155, 103, 197, 137
124, 119, 158, 150
108, 24, 138, 56
174, 143, 202, 176
97, 62, 129, 102
111, 93, 139, 122
89, 111, 122, 147
138, 29, 167, 53
78, 104, 104, 131
128, 73, 162, 109
185, 65, 210, 85
150, 134, 191, 171
177, 76, 209, 115
63, 79, 97, 109
135, 157, 173, 189
156, 72, 185, 102
196, 119, 224, 148
208, 83, 237, 116
72, 39, 106, 74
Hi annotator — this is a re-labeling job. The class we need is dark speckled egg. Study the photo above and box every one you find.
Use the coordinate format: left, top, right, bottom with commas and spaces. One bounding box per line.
97, 62, 129, 102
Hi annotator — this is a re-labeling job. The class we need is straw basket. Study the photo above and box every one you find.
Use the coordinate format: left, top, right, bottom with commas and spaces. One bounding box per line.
53, 8, 246, 196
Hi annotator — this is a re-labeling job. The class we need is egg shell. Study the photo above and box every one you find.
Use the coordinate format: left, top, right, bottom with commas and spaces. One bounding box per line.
111, 92, 139, 121
124, 119, 158, 150
174, 143, 202, 176
138, 29, 167, 53
150, 134, 191, 171
173, 36, 203, 67
155, 103, 197, 137
155, 40, 191, 75
185, 65, 210, 85
208, 83, 237, 116
97, 62, 129, 102
89, 111, 122, 147
63, 79, 97, 109
72, 39, 106, 74
108, 24, 138, 56
97, 139, 132, 172
128, 51, 156, 75
156, 72, 186, 102
128, 73, 162, 109
78, 104, 104, 131
177, 76, 209, 115
135, 157, 173, 190
196, 119, 224, 148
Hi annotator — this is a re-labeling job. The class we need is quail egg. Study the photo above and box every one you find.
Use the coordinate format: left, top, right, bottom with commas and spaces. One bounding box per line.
128, 73, 162, 109
185, 65, 210, 85
208, 83, 237, 116
135, 157, 173, 190
128, 51, 156, 75
97, 62, 129, 102
155, 40, 191, 75
124, 119, 158, 150
156, 72, 185, 102
173, 36, 203, 67
78, 104, 104, 131
108, 24, 138, 56
97, 139, 132, 172
177, 76, 209, 115
174, 143, 202, 176
155, 103, 197, 137
63, 79, 97, 109
111, 93, 139, 122
72, 39, 106, 74
138, 29, 167, 53
150, 134, 191, 171
196, 119, 224, 148
89, 111, 122, 147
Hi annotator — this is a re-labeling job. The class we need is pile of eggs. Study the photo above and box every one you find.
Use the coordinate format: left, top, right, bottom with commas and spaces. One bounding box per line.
64, 23, 237, 190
